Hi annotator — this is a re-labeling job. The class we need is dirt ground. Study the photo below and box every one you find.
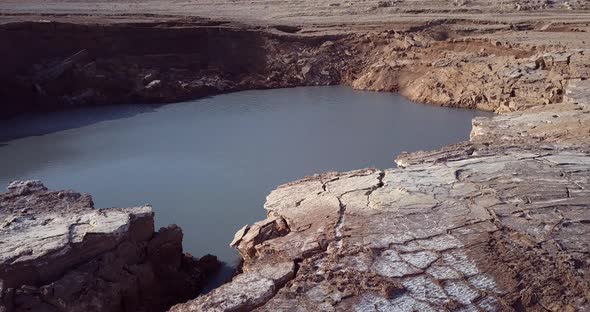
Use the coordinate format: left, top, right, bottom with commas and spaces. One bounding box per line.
2, 0, 590, 48
1, 0, 590, 25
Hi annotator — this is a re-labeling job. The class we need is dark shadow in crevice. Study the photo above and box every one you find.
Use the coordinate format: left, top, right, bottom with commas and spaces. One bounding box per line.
200, 261, 239, 294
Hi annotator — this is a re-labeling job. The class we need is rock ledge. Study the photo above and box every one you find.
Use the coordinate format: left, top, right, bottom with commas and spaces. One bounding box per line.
170, 78, 590, 311
0, 181, 219, 312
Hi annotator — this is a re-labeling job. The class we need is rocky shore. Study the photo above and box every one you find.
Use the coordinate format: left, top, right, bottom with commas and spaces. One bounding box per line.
1, 12, 587, 119
0, 181, 220, 311
1, 1, 590, 311
170, 80, 590, 311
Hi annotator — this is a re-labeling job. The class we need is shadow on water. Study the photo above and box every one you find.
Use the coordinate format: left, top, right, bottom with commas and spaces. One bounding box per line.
0, 104, 162, 143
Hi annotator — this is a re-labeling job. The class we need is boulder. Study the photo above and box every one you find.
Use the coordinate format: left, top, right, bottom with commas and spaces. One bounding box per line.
0, 181, 220, 312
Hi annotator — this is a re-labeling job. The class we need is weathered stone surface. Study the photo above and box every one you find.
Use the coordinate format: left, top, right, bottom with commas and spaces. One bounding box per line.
169, 262, 295, 312
231, 216, 290, 261
0, 181, 220, 312
172, 76, 590, 312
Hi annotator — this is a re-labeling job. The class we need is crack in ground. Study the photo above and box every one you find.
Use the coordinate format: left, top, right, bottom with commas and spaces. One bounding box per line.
334, 171, 385, 249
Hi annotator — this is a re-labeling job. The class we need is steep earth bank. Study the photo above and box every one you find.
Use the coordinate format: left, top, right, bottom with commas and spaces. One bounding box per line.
2, 17, 587, 118
0, 181, 220, 312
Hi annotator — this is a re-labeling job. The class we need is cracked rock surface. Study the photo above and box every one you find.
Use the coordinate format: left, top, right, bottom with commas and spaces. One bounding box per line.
0, 181, 220, 312
171, 82, 590, 311
1, 5, 589, 312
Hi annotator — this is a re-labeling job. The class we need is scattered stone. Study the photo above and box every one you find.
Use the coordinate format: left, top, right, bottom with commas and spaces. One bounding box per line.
146, 79, 162, 89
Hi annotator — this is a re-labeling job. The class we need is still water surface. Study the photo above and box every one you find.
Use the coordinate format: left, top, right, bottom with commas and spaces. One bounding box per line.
0, 86, 489, 275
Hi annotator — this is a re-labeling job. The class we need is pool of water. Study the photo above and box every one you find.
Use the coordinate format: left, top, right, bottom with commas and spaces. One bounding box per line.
0, 86, 490, 283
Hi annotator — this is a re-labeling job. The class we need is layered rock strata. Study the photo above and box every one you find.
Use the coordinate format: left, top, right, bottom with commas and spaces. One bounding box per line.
170, 79, 590, 311
2, 17, 589, 118
0, 181, 219, 312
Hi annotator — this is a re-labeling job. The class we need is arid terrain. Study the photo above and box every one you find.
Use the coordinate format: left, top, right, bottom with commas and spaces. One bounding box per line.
1, 0, 590, 311
1, 0, 590, 24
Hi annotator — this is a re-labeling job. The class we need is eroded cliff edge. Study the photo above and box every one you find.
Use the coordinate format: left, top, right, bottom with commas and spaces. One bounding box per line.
170, 79, 590, 311
1, 16, 586, 118
0, 181, 220, 312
